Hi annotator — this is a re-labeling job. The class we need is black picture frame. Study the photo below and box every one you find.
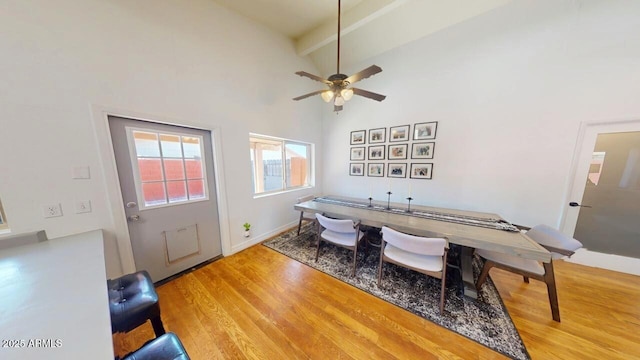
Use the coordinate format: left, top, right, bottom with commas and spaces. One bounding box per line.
389, 125, 410, 142
349, 163, 365, 176
350, 147, 365, 161
367, 163, 385, 177
350, 130, 366, 145
413, 122, 438, 140
409, 163, 433, 179
368, 145, 385, 160
388, 144, 408, 160
387, 163, 407, 178
411, 142, 435, 159
368, 128, 386, 144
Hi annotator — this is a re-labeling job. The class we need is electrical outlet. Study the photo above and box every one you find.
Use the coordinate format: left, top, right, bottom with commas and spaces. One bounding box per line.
42, 203, 63, 218
75, 200, 92, 214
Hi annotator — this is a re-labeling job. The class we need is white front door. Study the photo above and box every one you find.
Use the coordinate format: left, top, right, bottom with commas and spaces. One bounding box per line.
109, 116, 222, 281
562, 120, 640, 258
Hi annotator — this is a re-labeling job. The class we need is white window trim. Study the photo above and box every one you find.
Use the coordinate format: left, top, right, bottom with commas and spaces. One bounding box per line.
126, 126, 210, 211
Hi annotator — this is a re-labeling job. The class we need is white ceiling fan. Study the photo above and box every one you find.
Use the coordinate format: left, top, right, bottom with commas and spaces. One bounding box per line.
293, 0, 386, 112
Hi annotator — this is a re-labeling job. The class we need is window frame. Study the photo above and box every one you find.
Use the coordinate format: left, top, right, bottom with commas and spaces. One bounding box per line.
250, 133, 314, 197
126, 126, 210, 211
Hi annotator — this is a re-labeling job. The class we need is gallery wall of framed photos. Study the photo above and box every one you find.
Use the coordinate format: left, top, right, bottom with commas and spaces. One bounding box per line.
349, 122, 437, 179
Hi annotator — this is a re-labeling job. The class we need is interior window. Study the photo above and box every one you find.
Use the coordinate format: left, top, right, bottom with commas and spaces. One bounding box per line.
250, 134, 313, 195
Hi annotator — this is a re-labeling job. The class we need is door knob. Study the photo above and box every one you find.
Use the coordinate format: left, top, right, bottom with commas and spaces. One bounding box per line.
127, 214, 141, 222
569, 202, 592, 208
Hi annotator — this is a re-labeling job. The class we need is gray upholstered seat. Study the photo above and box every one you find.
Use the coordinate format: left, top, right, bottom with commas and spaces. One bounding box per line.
315, 213, 364, 276
475, 224, 583, 322
378, 226, 449, 314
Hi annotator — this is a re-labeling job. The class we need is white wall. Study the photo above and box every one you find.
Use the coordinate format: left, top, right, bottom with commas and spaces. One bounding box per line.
322, 0, 640, 228
0, 0, 324, 277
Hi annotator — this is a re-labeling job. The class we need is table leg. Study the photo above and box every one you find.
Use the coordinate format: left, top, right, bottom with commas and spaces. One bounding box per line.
461, 246, 478, 299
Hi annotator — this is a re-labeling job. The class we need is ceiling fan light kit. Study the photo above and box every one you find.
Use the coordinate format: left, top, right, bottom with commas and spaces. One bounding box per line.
293, 0, 386, 112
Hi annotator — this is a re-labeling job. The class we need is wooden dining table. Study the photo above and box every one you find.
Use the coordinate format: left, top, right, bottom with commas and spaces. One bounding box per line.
294, 195, 551, 298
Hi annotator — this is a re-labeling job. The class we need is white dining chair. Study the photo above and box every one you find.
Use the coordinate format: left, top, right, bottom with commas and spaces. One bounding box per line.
315, 213, 364, 276
378, 226, 449, 314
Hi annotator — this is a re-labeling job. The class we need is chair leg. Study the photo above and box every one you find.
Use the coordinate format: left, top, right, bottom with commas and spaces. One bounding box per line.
475, 259, 494, 291
352, 246, 357, 277
297, 212, 304, 235
377, 241, 385, 286
150, 315, 166, 337
523, 276, 530, 283
439, 248, 448, 314
543, 261, 561, 322
315, 222, 322, 262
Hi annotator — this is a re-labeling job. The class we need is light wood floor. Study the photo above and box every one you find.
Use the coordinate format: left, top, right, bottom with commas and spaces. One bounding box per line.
113, 236, 640, 359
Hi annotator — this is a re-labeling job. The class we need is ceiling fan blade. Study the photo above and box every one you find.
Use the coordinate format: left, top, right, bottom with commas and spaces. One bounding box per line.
293, 90, 327, 101
334, 105, 343, 112
295, 71, 330, 84
351, 88, 386, 102
345, 65, 382, 84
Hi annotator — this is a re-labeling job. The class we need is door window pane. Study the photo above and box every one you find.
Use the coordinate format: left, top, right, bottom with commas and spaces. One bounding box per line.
163, 159, 185, 180
185, 159, 203, 179
142, 182, 167, 206
160, 134, 182, 158
182, 137, 202, 159
133, 131, 160, 157
138, 159, 163, 182
188, 179, 205, 199
166, 181, 188, 203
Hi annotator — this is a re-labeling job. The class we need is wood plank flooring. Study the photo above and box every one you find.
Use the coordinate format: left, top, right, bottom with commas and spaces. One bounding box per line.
113, 236, 640, 359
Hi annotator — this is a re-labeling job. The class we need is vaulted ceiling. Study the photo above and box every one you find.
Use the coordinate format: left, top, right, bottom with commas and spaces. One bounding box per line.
212, 0, 513, 76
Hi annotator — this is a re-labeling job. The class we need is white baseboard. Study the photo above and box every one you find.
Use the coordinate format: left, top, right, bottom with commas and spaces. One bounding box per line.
566, 248, 640, 276
230, 221, 298, 254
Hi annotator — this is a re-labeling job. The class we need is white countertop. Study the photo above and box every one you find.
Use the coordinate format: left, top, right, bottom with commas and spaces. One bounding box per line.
0, 229, 114, 360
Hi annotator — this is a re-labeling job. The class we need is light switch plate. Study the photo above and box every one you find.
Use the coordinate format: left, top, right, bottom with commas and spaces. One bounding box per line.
75, 200, 92, 214
72, 166, 91, 179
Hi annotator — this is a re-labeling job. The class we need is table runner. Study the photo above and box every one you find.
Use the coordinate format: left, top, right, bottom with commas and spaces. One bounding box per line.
314, 196, 520, 232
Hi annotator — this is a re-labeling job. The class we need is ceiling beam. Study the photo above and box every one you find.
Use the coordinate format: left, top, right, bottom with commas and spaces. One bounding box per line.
295, 0, 410, 57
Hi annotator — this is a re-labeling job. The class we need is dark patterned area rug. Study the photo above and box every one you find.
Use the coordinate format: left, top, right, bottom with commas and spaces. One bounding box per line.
263, 224, 530, 360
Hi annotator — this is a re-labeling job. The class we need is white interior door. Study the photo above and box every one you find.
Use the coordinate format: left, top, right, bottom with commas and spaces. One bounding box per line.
109, 116, 222, 281
562, 120, 640, 258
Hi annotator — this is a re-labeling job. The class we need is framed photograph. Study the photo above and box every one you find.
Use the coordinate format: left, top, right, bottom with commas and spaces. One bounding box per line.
350, 130, 366, 145
388, 144, 408, 160
349, 163, 365, 176
350, 147, 365, 161
387, 163, 407, 178
368, 145, 385, 160
410, 163, 433, 179
368, 128, 386, 143
367, 163, 384, 177
389, 125, 410, 142
413, 122, 438, 140
411, 142, 435, 159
